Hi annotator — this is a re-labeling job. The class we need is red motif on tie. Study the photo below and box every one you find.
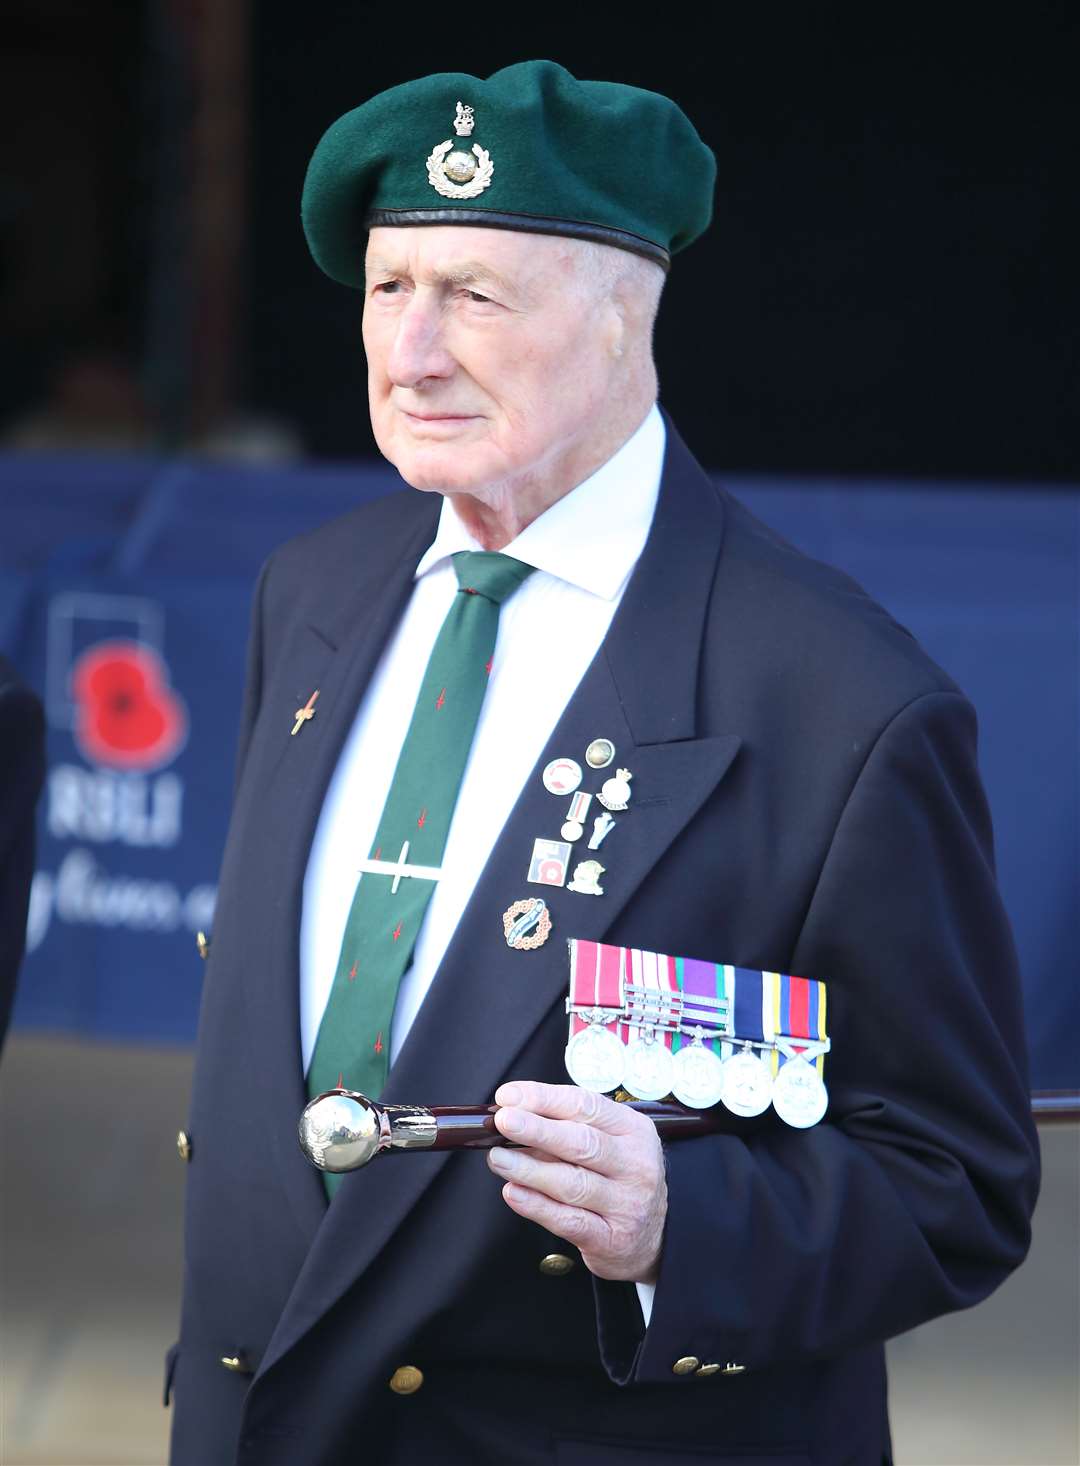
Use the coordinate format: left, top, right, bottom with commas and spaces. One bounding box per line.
435, 688, 446, 711
485, 658, 493, 676
392, 921, 403, 942
374, 1032, 384, 1055
417, 807, 427, 829
374, 846, 381, 861
348, 961, 358, 982
336, 1071, 344, 1090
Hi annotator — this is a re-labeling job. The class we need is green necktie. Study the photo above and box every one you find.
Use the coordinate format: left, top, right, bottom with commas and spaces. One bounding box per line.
308, 550, 534, 1194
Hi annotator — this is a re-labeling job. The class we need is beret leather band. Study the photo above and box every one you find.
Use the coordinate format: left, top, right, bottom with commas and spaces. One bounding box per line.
365, 207, 672, 270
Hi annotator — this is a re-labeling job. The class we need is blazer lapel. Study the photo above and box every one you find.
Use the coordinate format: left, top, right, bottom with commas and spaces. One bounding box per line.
260, 418, 744, 1374
234, 496, 440, 1247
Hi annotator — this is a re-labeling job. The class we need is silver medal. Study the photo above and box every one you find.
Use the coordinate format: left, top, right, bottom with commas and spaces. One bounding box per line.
771, 1056, 828, 1128
564, 1024, 625, 1094
719, 1047, 774, 1118
623, 1034, 674, 1101
671, 1040, 725, 1109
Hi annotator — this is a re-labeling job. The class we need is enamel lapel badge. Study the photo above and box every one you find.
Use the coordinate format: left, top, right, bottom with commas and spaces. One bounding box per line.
291, 689, 319, 736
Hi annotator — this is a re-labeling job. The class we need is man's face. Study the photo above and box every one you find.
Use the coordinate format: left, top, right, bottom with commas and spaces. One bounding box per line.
362, 226, 622, 500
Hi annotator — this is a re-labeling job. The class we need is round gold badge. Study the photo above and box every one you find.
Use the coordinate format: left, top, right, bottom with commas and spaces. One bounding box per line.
585, 738, 615, 769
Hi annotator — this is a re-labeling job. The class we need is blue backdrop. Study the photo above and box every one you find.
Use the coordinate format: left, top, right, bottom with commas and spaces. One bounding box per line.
2, 453, 1075, 1091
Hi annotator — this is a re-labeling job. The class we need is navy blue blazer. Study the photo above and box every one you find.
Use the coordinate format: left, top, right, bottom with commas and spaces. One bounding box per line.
170, 419, 1039, 1466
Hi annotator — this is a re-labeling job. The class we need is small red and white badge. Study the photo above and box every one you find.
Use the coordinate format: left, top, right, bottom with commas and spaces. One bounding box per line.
542, 757, 583, 796
527, 838, 572, 887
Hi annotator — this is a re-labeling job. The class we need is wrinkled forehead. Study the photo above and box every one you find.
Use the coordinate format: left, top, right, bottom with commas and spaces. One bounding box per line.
364, 224, 596, 297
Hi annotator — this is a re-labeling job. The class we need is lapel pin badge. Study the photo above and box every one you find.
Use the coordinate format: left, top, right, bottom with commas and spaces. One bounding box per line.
527, 838, 572, 887
543, 757, 583, 796
585, 738, 615, 770
561, 791, 592, 843
597, 767, 633, 812
503, 897, 552, 950
567, 859, 605, 896
588, 812, 616, 850
291, 688, 320, 736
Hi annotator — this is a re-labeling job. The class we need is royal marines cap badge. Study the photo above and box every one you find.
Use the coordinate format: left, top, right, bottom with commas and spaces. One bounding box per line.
426, 102, 494, 199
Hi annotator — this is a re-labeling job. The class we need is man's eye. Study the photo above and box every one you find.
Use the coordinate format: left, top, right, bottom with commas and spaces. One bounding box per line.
465, 290, 492, 304
373, 280, 402, 295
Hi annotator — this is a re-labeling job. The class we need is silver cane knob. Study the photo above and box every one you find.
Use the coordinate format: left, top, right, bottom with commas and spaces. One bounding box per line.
298, 1090, 383, 1172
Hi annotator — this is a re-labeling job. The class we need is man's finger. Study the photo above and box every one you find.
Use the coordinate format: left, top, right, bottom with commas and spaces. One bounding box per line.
498, 1180, 611, 1255
495, 1080, 646, 1134
487, 1144, 617, 1213
493, 1107, 623, 1174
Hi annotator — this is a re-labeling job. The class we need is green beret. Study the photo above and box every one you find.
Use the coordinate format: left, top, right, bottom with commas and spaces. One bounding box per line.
301, 59, 715, 286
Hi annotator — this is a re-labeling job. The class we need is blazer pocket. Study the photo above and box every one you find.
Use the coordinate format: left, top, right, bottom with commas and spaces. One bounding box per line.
555, 1440, 810, 1466
163, 1341, 179, 1407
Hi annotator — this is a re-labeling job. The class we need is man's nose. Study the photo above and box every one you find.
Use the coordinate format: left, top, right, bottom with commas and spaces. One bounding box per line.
386, 297, 455, 388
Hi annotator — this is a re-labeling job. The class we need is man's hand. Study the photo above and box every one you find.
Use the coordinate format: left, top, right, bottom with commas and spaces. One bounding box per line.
486, 1080, 668, 1283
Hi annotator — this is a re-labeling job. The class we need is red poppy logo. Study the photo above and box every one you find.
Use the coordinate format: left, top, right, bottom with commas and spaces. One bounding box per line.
72, 640, 188, 771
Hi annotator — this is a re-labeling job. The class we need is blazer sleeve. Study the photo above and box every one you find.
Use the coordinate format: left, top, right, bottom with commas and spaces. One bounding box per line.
596, 689, 1041, 1383
0, 671, 46, 1051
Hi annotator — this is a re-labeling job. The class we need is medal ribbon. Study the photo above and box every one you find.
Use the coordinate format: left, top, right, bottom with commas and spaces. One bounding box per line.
674, 956, 731, 1056
626, 947, 680, 1049
774, 970, 830, 1076
732, 965, 766, 1048
567, 943, 829, 1075
568, 939, 623, 1043
566, 791, 592, 825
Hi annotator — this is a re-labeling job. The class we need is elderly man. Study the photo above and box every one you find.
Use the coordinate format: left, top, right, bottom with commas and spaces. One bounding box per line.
169, 62, 1039, 1466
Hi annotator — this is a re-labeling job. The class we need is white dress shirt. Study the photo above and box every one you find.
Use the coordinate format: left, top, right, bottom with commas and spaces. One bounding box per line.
300, 404, 665, 1322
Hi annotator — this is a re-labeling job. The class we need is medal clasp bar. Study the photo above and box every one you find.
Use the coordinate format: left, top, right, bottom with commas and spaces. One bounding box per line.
774, 1033, 831, 1057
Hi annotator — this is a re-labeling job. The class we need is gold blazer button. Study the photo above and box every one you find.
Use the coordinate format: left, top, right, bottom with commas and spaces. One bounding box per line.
721, 1362, 747, 1376
220, 1354, 252, 1374
672, 1356, 700, 1376
696, 1363, 721, 1376
176, 1130, 192, 1162
389, 1365, 424, 1395
539, 1253, 575, 1276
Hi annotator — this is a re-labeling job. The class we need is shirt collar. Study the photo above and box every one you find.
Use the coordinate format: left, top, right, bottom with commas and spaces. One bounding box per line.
413, 404, 665, 601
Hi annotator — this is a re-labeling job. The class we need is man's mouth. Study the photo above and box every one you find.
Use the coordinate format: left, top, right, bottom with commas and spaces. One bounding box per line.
402, 411, 478, 422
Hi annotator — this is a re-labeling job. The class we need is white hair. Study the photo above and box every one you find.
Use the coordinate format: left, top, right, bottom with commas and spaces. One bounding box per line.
572, 238, 666, 329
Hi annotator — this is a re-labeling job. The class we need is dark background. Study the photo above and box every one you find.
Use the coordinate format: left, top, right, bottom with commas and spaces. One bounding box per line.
2, 1, 1077, 477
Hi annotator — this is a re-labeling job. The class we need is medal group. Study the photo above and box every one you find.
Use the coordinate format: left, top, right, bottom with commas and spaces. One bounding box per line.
500, 741, 832, 1129
563, 938, 831, 1129
501, 736, 628, 951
